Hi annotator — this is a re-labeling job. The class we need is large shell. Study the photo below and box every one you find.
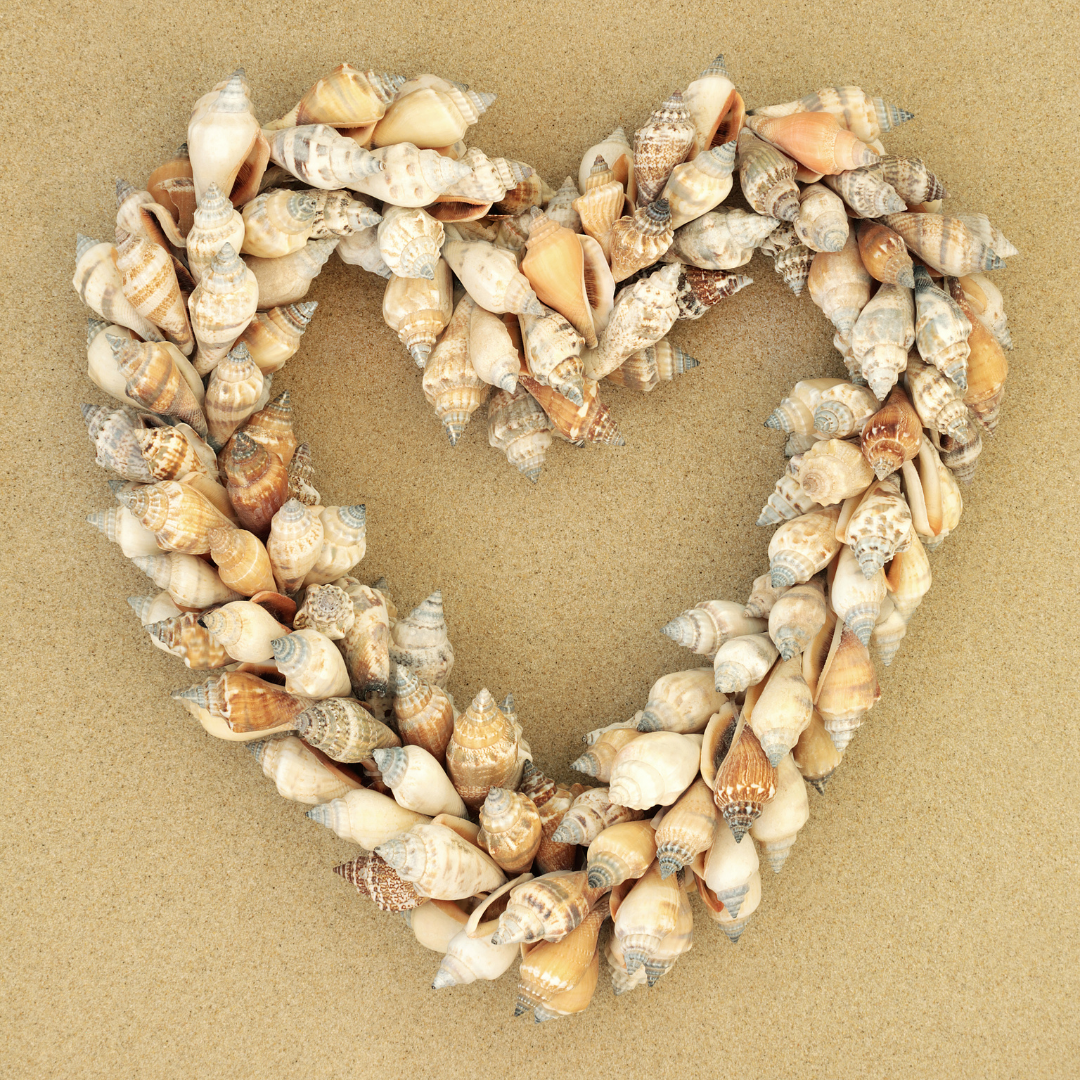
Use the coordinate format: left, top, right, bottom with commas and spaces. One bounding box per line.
521, 374, 625, 447
793, 438, 875, 507
633, 91, 695, 207
115, 232, 194, 354
857, 220, 915, 287
792, 708, 843, 792
768, 577, 828, 660
749, 654, 814, 766
709, 713, 776, 842
376, 822, 505, 901
376, 204, 444, 279
242, 391, 298, 466
654, 777, 717, 878
252, 735, 361, 806
487, 384, 554, 484
173, 670, 310, 734
239, 189, 316, 259
750, 85, 912, 143
683, 55, 745, 155
267, 498, 324, 594
388, 590, 454, 688
477, 788, 543, 873
266, 124, 383, 191
661, 600, 766, 659
612, 861, 681, 976
637, 668, 726, 733
371, 77, 494, 148
207, 525, 276, 596
765, 377, 847, 435
949, 282, 1009, 434
187, 183, 246, 284
187, 242, 259, 376
713, 632, 779, 693
572, 156, 626, 261
303, 506, 366, 587
266, 64, 401, 130
519, 306, 586, 404
830, 544, 888, 646
442, 234, 543, 315
768, 504, 843, 587
905, 354, 969, 438
851, 283, 915, 400
374, 744, 469, 818
807, 230, 873, 334
113, 338, 206, 435
747, 112, 879, 175
294, 696, 399, 762
823, 170, 906, 218
757, 471, 822, 526
736, 130, 799, 222
187, 70, 263, 201
491, 870, 598, 946
585, 820, 656, 889
219, 431, 288, 537
794, 183, 849, 253
860, 385, 923, 479
133, 551, 241, 609
204, 343, 264, 448
913, 266, 971, 388
244, 237, 339, 309
200, 600, 290, 663
468, 303, 520, 393
881, 213, 1012, 276
351, 142, 472, 207
668, 207, 778, 270
73, 236, 164, 343
608, 200, 675, 282
118, 479, 232, 555
841, 480, 913, 581
551, 787, 646, 845
271, 628, 352, 699
703, 815, 759, 917
444, 688, 518, 808
382, 260, 454, 366
607, 731, 701, 809
306, 787, 429, 849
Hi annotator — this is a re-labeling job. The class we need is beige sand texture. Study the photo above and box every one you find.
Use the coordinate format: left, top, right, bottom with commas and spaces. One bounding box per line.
1, 2, 1078, 1077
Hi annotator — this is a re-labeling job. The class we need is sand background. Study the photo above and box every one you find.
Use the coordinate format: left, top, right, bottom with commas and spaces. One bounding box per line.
2, 2, 1078, 1076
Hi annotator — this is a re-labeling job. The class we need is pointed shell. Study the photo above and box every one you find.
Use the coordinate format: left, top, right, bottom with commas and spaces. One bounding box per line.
207, 525, 276, 596
661, 600, 766, 658
572, 156, 626, 260
793, 439, 875, 506
477, 788, 544, 874
668, 207, 778, 270
294, 696, 399, 762
794, 183, 849, 253
382, 260, 454, 366
242, 391, 298, 466
187, 242, 259, 376
637, 668, 727, 734
487, 384, 554, 483
748, 753, 809, 872
851, 283, 916, 400
115, 231, 194, 354
570, 728, 642, 781
768, 504, 843, 588
375, 822, 505, 901
200, 600, 290, 663
633, 91, 696, 206
377, 204, 444, 279
389, 590, 454, 688
491, 870, 597, 946
119, 479, 233, 555
607, 731, 702, 809
252, 735, 362, 805
551, 787, 646, 845
173, 670, 310, 734
749, 655, 814, 767
860, 386, 923, 479
444, 688, 518, 808
244, 237, 339, 309
710, 717, 776, 843
736, 130, 800, 222
713, 632, 779, 693
880, 213, 1009, 277
442, 235, 543, 316
857, 220, 915, 287
823, 170, 906, 218
187, 70, 261, 201
768, 578, 828, 660
808, 230, 873, 335
653, 778, 717, 878
267, 499, 323, 594
333, 851, 425, 912
814, 626, 880, 749
306, 787, 429, 849
373, 745, 469, 818
830, 544, 888, 645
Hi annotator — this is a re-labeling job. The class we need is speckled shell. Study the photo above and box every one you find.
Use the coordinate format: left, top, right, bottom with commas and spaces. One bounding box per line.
823, 170, 906, 218
736, 130, 799, 222
519, 306, 586, 404
173, 670, 310, 734
244, 237, 339, 309
863, 156, 946, 206
334, 851, 425, 912
306, 787, 429, 848
857, 220, 915, 287
491, 870, 598, 945
82, 402, 165, 481
673, 266, 752, 321
351, 142, 472, 207
187, 242, 259, 376
252, 735, 362, 806
956, 274, 1011, 350
477, 788, 543, 873
608, 199, 675, 282
881, 213, 1011, 276
118, 479, 233, 555
768, 504, 843, 588
266, 64, 400, 131
841, 480, 913, 581
860, 386, 923, 479
608, 731, 701, 809
371, 78, 494, 148
912, 266, 972, 388
286, 442, 320, 505
442, 234, 543, 315
521, 374, 625, 447
747, 111, 879, 176
544, 175, 582, 233
145, 611, 231, 669
807, 230, 873, 335
661, 600, 767, 659
814, 626, 880, 749
266, 124, 382, 191
444, 688, 518, 808
294, 696, 399, 762
551, 787, 646, 845
572, 156, 626, 260
710, 716, 776, 842
487, 384, 554, 484
203, 343, 264, 447
241, 391, 297, 467
206, 526, 276, 596
633, 91, 695, 207
382, 259, 454, 366
713, 632, 779, 693
373, 745, 469, 819
794, 183, 849, 252
654, 778, 717, 878
794, 439, 875, 507
338, 223, 391, 276
267, 499, 324, 594
112, 338, 206, 436
310, 190, 382, 237
851, 283, 915, 400
830, 545, 887, 647
904, 354, 969, 438
668, 207, 778, 270
388, 590, 453, 688
757, 472, 822, 526
376, 822, 505, 900
637, 668, 727, 734
73, 236, 165, 343
768, 577, 828, 660
750, 86, 912, 143
584, 262, 680, 380
200, 600, 290, 663
115, 231, 194, 354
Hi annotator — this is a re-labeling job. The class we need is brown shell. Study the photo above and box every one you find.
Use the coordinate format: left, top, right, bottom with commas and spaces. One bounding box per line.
520, 373, 624, 446
792, 708, 843, 793
444, 688, 519, 808
392, 668, 456, 763
675, 266, 753, 320
220, 431, 289, 537
334, 853, 426, 911
712, 719, 777, 843
857, 220, 915, 287
115, 339, 206, 435
949, 283, 1009, 434
119, 480, 233, 555
240, 391, 298, 466
633, 91, 696, 206
146, 611, 232, 669
173, 671, 311, 732
860, 385, 923, 479
477, 788, 543, 874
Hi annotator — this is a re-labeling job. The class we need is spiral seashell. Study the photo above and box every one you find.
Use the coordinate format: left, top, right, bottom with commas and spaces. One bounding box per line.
114, 176, 187, 252
871, 595, 907, 667
570, 728, 641, 782
294, 583, 354, 640
658, 141, 736, 230
204, 525, 275, 597
881, 212, 1011, 277
376, 822, 505, 900
542, 175, 582, 234
814, 625, 880, 749
183, 184, 245, 285
572, 156, 626, 260
584, 262, 680, 381
671, 269, 749, 325
611, 860, 681, 977
388, 590, 454, 688
82, 402, 167, 482
73, 235, 165, 343
948, 281, 1009, 434
144, 611, 231, 669
173, 670, 310, 734
486, 383, 553, 483
604, 338, 696, 392
608, 199, 675, 283
910, 266, 972, 389
681, 54, 744, 155
807, 230, 873, 335
520, 374, 625, 447
830, 544, 887, 645
767, 577, 828, 661
749, 654, 814, 767
851, 283, 915, 400
861, 155, 947, 207
888, 531, 933, 623
350, 141, 472, 207
187, 242, 259, 376
271, 627, 351, 699
860, 385, 923, 479
744, 574, 788, 620
637, 668, 726, 734
736, 130, 799, 222
607, 731, 701, 809
240, 189, 317, 259
792, 708, 843, 792
491, 870, 598, 946
768, 504, 843, 588
793, 438, 875, 507
371, 76, 494, 148
757, 471, 822, 526
955, 273, 1011, 351
309, 190, 381, 239
577, 126, 634, 201
374, 745, 469, 819
306, 787, 428, 848
373, 204, 443, 280
203, 342, 264, 448
856, 220, 915, 287
750, 85, 912, 144
604, 926, 648, 995
551, 787, 645, 845
794, 183, 848, 253
382, 260, 454, 366
251, 735, 361, 806
748, 111, 880, 178
661, 600, 766, 659
187, 69, 264, 201
265, 124, 382, 191
115, 231, 194, 354
146, 144, 195, 233
462, 302, 518, 393
86, 503, 162, 559
746, 753, 809, 873
442, 233, 543, 316
904, 436, 965, 542
267, 499, 324, 594
241, 390, 298, 467
133, 550, 241, 610
110, 338, 206, 436
710, 718, 776, 843
811, 381, 879, 438
433, 917, 520, 989
333, 851, 424, 912
633, 91, 695, 207
266, 64, 401, 131
476, 788, 543, 874
444, 688, 518, 808
244, 237, 339, 309
519, 306, 586, 405
294, 696, 399, 762
434, 147, 532, 213
86, 318, 141, 407
841, 480, 913, 581
654, 777, 717, 879
668, 206, 779, 270
219, 431, 287, 536
904, 354, 969, 439
198, 600, 289, 663
712, 632, 778, 693
301, 506, 367, 590
118, 479, 233, 555
823, 169, 906, 218
582, 820, 656, 890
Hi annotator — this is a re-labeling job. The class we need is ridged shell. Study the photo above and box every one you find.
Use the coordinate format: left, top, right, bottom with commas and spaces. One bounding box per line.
661, 600, 766, 659
266, 124, 383, 191
823, 170, 906, 218
750, 86, 912, 143
551, 787, 646, 845
242, 391, 298, 467
487, 384, 554, 484
295, 696, 399, 762
146, 611, 232, 669
607, 731, 701, 809
674, 266, 752, 321
86, 504, 162, 558
521, 374, 624, 447
949, 283, 1009, 434
442, 234, 543, 315
204, 343, 264, 448
668, 207, 778, 270
252, 735, 362, 805
303, 506, 366, 587
793, 439, 875, 506
711, 718, 776, 843
187, 183, 246, 283
444, 688, 518, 808
73, 236, 165, 343
577, 127, 634, 201
519, 306, 586, 404
840, 481, 913, 582
306, 787, 429, 848
373, 745, 469, 818
703, 815, 759, 916
748, 655, 814, 767
749, 753, 809, 872
200, 601, 290, 663
757, 472, 822, 526
133, 550, 241, 609
187, 242, 259, 376
881, 213, 1011, 276
240, 189, 316, 259
812, 381, 880, 437
267, 499, 324, 594
584, 820, 656, 889
570, 728, 642, 781
736, 130, 799, 222
477, 788, 543, 874
371, 78, 494, 149
113, 338, 206, 435
792, 708, 843, 792
857, 220, 915, 287
115, 232, 194, 354
382, 260, 454, 366
377, 204, 444, 279
310, 190, 382, 238
768, 577, 828, 660
807, 230, 873, 335
744, 573, 788, 619
613, 861, 681, 976
713, 632, 779, 693
244, 237, 339, 309
768, 504, 843, 588
794, 183, 849, 252
266, 65, 400, 130
207, 525, 276, 596
851, 283, 915, 400
334, 852, 425, 911
606, 338, 700, 391
271, 628, 351, 698
572, 156, 626, 261
905, 354, 969, 438
172, 670, 310, 734
683, 55, 744, 155
376, 822, 505, 900
491, 870, 598, 945
220, 430, 287, 536
608, 200, 675, 283
747, 111, 879, 176
388, 590, 453, 688
913, 266, 972, 388
544, 175, 582, 233
860, 386, 923, 479
351, 142, 473, 207
814, 626, 880, 749
633, 91, 695, 207
187, 70, 263, 201
118, 479, 233, 555
653, 778, 717, 878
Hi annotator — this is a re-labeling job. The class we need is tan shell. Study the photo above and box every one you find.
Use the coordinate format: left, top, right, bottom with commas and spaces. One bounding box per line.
572, 156, 626, 260
200, 600, 290, 663
241, 391, 298, 467
823, 170, 906, 218
661, 600, 766, 658
912, 266, 972, 388
244, 237, 339, 309
422, 295, 490, 444
768, 504, 843, 587
519, 306, 586, 405
768, 577, 828, 660
251, 735, 362, 806
187, 70, 263, 201
382, 259, 454, 366
608, 200, 675, 283
765, 377, 848, 435
757, 471, 823, 526
442, 234, 543, 315
811, 381, 880, 437
956, 273, 1011, 350
750, 86, 912, 144
814, 624, 880, 749
86, 318, 141, 407
376, 204, 444, 279
637, 668, 727, 734
667, 207, 778, 270
653, 778, 717, 878
144, 611, 231, 669
491, 870, 600, 946
388, 590, 453, 688
236, 302, 317, 375
172, 670, 310, 734
351, 141, 473, 207
851, 283, 916, 400
583, 820, 656, 889
73, 236, 165, 343
133, 550, 241, 609
544, 175, 582, 233
683, 55, 745, 155
881, 213, 1012, 276
709, 712, 777, 842
702, 811, 759, 916
521, 374, 624, 447
840, 480, 913, 582
860, 385, 924, 480
267, 499, 324, 594
569, 728, 642, 781
807, 230, 873, 335
612, 861, 681, 976
857, 219, 915, 287
338, 223, 391, 276
266, 64, 400, 130
371, 77, 494, 148
444, 688, 518, 808
468, 302, 520, 392
309, 189, 382, 238
633, 91, 696, 206
747, 112, 879, 176
207, 526, 276, 596
905, 354, 969, 438
792, 709, 843, 792
487, 384, 554, 484
749, 655, 814, 767
203, 344, 263, 448
749, 753, 810, 872
86, 503, 162, 559
294, 696, 399, 762
551, 786, 646, 845
306, 787, 428, 848
737, 130, 799, 222
271, 628, 351, 698
477, 788, 543, 873
239, 189, 316, 259
949, 283, 1009, 434
118, 480, 233, 555
113, 338, 206, 436
373, 744, 469, 818
794, 183, 849, 252
376, 822, 505, 901
187, 242, 259, 376
115, 232, 194, 354
794, 439, 875, 506
830, 544, 888, 646
333, 851, 425, 912
744, 573, 788, 619
577, 127, 634, 202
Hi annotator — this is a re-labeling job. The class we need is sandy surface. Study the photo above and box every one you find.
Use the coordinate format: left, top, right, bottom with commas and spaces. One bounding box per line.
1, 2, 1078, 1077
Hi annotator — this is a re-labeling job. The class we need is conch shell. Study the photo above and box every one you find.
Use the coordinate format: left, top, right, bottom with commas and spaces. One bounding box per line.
607, 731, 701, 809
705, 708, 776, 842
577, 127, 634, 203
955, 273, 1011, 350
240, 189, 316, 259
749, 85, 912, 144
251, 735, 362, 806
373, 745, 468, 819
487, 384, 554, 483
265, 64, 402, 130
913, 265, 972, 388
265, 124, 383, 190
551, 786, 645, 845
653, 778, 717, 878
851, 283, 916, 400
703, 814, 759, 916
520, 374, 624, 447
880, 212, 1014, 276
748, 753, 809, 872
491, 870, 600, 946
388, 590, 454, 688
767, 577, 828, 660
633, 91, 695, 206
382, 259, 454, 366
814, 624, 880, 750
73, 235, 165, 343
585, 820, 656, 889
444, 688, 518, 808
173, 670, 310, 735
244, 237, 339, 309
187, 242, 259, 376
748, 655, 814, 766
271, 628, 352, 699
519, 306, 586, 405
306, 787, 428, 849
86, 504, 162, 559
736, 130, 799, 221
807, 230, 873, 335
333, 852, 425, 913
377, 204, 444, 279
683, 55, 745, 155
544, 175, 582, 233
376, 822, 505, 901
207, 525, 276, 596
794, 183, 849, 253
948, 281, 1009, 434
823, 169, 906, 218
792, 438, 875, 506
267, 498, 324, 594
467, 303, 519, 393
860, 386, 923, 479
747, 111, 879, 176
673, 266, 752, 320
768, 504, 843, 587
236, 301, 317, 375
113, 338, 206, 436
713, 632, 779, 693
204, 343, 264, 448
637, 668, 726, 734
187, 69, 266, 202
477, 788, 543, 874
242, 390, 298, 466
351, 142, 472, 207
441, 234, 543, 315
661, 600, 766, 658
904, 354, 970, 438
115, 232, 194, 354
186, 183, 246, 283
608, 200, 675, 283
118, 479, 232, 555
371, 76, 494, 148
144, 611, 231, 669
572, 156, 626, 261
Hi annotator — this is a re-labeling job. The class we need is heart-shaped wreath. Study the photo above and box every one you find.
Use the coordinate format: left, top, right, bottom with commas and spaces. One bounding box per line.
74, 56, 1015, 1019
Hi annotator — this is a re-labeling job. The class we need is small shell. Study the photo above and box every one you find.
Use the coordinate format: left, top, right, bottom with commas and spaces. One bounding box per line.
133, 551, 242, 609
748, 753, 809, 872
830, 545, 888, 645
857, 220, 915, 287
653, 778, 717, 878
73, 235, 164, 343
823, 170, 906, 218
812, 381, 880, 437
371, 78, 494, 149
673, 266, 752, 321
86, 504, 162, 559
577, 127, 634, 201
302, 506, 366, 587
388, 590, 454, 688
382, 260, 455, 366
267, 499, 324, 594
662, 142, 736, 229
765, 377, 848, 435
544, 175, 582, 233
570, 728, 642, 781
207, 525, 276, 596
375, 821, 506, 901
668, 206, 778, 270
200, 600, 290, 663
881, 213, 1010, 276
487, 384, 554, 484
747, 112, 879, 175
572, 156, 626, 261
851, 283, 916, 400
187, 242, 259, 376
266, 64, 400, 130
793, 439, 875, 507
637, 668, 727, 733
286, 442, 320, 506
491, 870, 598, 945
294, 696, 400, 762
607, 731, 702, 809
115, 232, 194, 354
736, 130, 800, 222
956, 273, 1011, 350
172, 670, 310, 734
768, 504, 843, 588
353, 142, 473, 207
333, 851, 425, 912
240, 189, 316, 259
86, 319, 141, 407
434, 922, 520, 989
768, 577, 828, 660
374, 744, 469, 818
607, 199, 673, 283
905, 354, 969, 438
236, 301, 317, 375
661, 600, 766, 659
294, 582, 354, 640
860, 385, 923, 479
477, 788, 543, 873
862, 156, 946, 205
244, 237, 339, 309
633, 91, 696, 206
841, 480, 913, 581
744, 573, 788, 619
242, 391, 298, 466
749, 654, 814, 766
468, 303, 520, 393
814, 626, 880, 750
113, 338, 206, 435
118, 479, 233, 555
794, 183, 849, 252
713, 632, 779, 693
518, 306, 586, 404
220, 431, 288, 536
252, 735, 362, 806
710, 717, 776, 843
757, 472, 823, 526
444, 688, 518, 808
551, 787, 646, 845
145, 611, 232, 669
703, 815, 759, 918
871, 595, 908, 667
585, 820, 657, 889
442, 234, 543, 315
808, 230, 873, 335
792, 708, 843, 792
949, 282, 1009, 434
306, 787, 429, 849
187, 70, 262, 201
613, 862, 681, 975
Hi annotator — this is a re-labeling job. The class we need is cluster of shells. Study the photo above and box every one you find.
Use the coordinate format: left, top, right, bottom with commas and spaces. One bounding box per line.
72, 55, 1015, 1019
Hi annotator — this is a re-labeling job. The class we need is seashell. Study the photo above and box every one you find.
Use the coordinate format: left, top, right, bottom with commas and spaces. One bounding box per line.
749, 654, 814, 766
653, 778, 717, 878
252, 735, 362, 806
81, 402, 165, 482
294, 696, 399, 762
207, 525, 276, 596
371, 78, 494, 148
756, 472, 823, 526
218, 432, 287, 539
905, 354, 970, 438
115, 231, 194, 354
871, 594, 907, 666
612, 861, 681, 976
841, 479, 913, 581
519, 306, 586, 404
702, 814, 759, 918
792, 707, 843, 793
284, 443, 319, 507
633, 91, 695, 206
744, 573, 788, 619
544, 175, 582, 233
73, 235, 165, 342
521, 374, 625, 447
444, 688, 518, 808
309, 189, 382, 238
404, 898, 473, 953
572, 156, 626, 261
442, 233, 543, 315
187, 70, 265, 202
351, 141, 472, 207
948, 282, 1009, 434
187, 242, 259, 376
477, 788, 543, 873
388, 590, 454, 688
491, 168, 556, 215
765, 377, 847, 435
608, 200, 675, 282
173, 670, 310, 734
851, 283, 916, 400
118, 479, 232, 555
241, 390, 298, 466
713, 632, 779, 693
793, 438, 875, 506
301, 505, 366, 587
376, 204, 444, 280
433, 915, 520, 990
467, 302, 520, 392
204, 342, 264, 448
570, 728, 642, 781
491, 870, 599, 946
272, 627, 351, 698
267, 65, 401, 130
374, 745, 469, 819
860, 385, 923, 479
747, 111, 879, 177
682, 55, 744, 155
956, 273, 1011, 350
551, 787, 646, 845
294, 583, 354, 640
487, 384, 554, 483
240, 189, 316, 259
382, 259, 454, 366
661, 600, 766, 659
603, 918, 649, 995
822, 169, 906, 218
333, 852, 424, 912
815, 625, 880, 750
86, 319, 141, 407
710, 717, 776, 843
794, 183, 849, 253
584, 820, 656, 889
912, 266, 972, 388
134, 551, 242, 609
338, 223, 392, 276
905, 435, 966, 538
521, 211, 615, 346
147, 144, 195, 232
887, 531, 933, 623
667, 207, 779, 270
199, 600, 290, 663
111, 338, 206, 435
434, 148, 532, 211
607, 731, 701, 809
522, 776, 577, 876
306, 787, 429, 849
86, 504, 162, 559
577, 127, 634, 202
830, 545, 887, 645
807, 230, 873, 335
736, 130, 800, 222
267, 499, 324, 594
768, 577, 828, 660
750, 86, 912, 144
862, 156, 946, 207
583, 262, 680, 381
673, 266, 752, 323
748, 753, 809, 872
376, 822, 505, 900
699, 865, 762, 942
244, 237, 339, 309
605, 338, 698, 392
637, 668, 726, 734
145, 611, 232, 669
857, 220, 915, 287
881, 212, 1011, 276
265, 125, 382, 191
768, 504, 843, 588
186, 183, 246, 284
812, 380, 881, 437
